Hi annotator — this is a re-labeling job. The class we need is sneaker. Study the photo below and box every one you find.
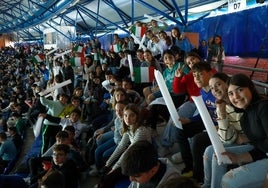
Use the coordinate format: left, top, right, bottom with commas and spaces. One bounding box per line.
89, 167, 99, 176
181, 168, 193, 178
171, 152, 183, 164
23, 177, 31, 185
88, 164, 99, 176
90, 164, 96, 169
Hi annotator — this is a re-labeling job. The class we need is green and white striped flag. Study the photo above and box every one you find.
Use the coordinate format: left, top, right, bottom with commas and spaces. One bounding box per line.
33, 54, 45, 63
111, 44, 121, 53
130, 26, 147, 38
69, 57, 85, 67
73, 45, 85, 53
133, 67, 155, 83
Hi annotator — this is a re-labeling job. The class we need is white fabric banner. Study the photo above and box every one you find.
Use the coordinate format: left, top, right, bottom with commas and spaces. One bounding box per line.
154, 70, 182, 129
192, 96, 232, 165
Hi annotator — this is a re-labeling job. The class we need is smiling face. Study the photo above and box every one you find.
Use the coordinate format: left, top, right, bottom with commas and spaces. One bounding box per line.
163, 53, 175, 69
171, 28, 180, 38
136, 51, 144, 61
209, 77, 228, 100
143, 51, 153, 63
228, 85, 252, 109
185, 56, 200, 69
123, 109, 137, 126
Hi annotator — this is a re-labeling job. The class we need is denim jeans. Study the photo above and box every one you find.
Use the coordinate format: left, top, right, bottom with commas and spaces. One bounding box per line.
222, 158, 268, 188
74, 75, 83, 88
161, 101, 197, 147
96, 131, 114, 145
95, 131, 116, 168
203, 144, 254, 188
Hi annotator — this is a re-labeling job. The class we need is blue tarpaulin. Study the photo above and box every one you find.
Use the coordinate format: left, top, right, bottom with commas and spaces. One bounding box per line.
99, 5, 268, 58
190, 5, 268, 57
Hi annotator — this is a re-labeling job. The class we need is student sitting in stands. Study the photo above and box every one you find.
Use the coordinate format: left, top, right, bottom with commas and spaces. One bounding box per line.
88, 101, 127, 176
7, 126, 23, 151
29, 131, 86, 185
121, 140, 180, 188
122, 78, 141, 104
29, 144, 79, 188
39, 108, 91, 148
10, 112, 27, 136
0, 132, 17, 173
40, 93, 69, 154
39, 168, 65, 188
97, 104, 152, 188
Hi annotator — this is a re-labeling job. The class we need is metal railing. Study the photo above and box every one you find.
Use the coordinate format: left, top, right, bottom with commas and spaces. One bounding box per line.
223, 64, 268, 96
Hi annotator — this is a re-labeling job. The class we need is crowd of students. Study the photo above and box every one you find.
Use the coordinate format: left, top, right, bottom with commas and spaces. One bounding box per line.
0, 18, 267, 188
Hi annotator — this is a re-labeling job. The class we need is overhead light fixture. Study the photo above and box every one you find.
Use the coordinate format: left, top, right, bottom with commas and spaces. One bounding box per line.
33, 5, 40, 10
70, 0, 80, 6
28, 11, 34, 16
60, 9, 67, 14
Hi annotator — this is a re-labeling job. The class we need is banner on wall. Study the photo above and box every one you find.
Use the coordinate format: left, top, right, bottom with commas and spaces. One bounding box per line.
228, 0, 246, 13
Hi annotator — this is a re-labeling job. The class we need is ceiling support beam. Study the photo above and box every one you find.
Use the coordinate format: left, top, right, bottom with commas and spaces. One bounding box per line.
76, 6, 106, 27
131, 0, 134, 25
102, 0, 130, 28
76, 9, 91, 32
77, 4, 129, 33
57, 14, 88, 32
170, 0, 187, 26
159, 0, 175, 12
134, 0, 183, 26
46, 21, 73, 41
185, 0, 188, 24
94, 0, 101, 38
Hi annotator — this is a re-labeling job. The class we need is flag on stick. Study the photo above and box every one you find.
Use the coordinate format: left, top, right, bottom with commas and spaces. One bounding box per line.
73, 45, 85, 53
130, 26, 147, 38
111, 44, 121, 53
33, 54, 45, 63
69, 57, 86, 67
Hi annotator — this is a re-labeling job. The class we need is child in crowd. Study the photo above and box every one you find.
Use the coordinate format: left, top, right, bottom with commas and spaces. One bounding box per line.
40, 93, 69, 154
121, 140, 180, 188
0, 132, 17, 173
160, 52, 202, 157
216, 74, 268, 187
89, 101, 128, 176
97, 103, 152, 188
39, 108, 90, 148
202, 72, 247, 187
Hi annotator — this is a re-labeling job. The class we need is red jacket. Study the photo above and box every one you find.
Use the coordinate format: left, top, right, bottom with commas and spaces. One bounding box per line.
172, 71, 200, 101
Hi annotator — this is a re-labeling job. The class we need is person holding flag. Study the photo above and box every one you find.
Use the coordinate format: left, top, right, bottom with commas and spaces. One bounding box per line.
62, 58, 74, 94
